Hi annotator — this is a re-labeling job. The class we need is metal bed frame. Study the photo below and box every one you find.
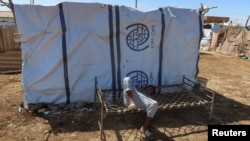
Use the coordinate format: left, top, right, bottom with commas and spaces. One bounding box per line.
94, 76, 215, 140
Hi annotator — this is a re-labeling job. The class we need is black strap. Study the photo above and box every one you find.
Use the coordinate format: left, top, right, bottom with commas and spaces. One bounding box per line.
115, 5, 122, 91
108, 5, 117, 92
59, 3, 71, 104
196, 13, 203, 79
158, 8, 165, 87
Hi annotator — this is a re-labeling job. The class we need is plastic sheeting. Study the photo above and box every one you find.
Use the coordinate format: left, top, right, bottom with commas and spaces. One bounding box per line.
216, 25, 250, 56
13, 2, 202, 105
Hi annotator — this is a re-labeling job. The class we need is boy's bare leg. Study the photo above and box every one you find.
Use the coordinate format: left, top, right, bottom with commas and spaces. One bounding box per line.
140, 116, 153, 138
140, 116, 152, 131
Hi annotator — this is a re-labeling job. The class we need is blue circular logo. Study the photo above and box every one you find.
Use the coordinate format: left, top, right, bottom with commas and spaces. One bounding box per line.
126, 23, 149, 51
126, 70, 148, 88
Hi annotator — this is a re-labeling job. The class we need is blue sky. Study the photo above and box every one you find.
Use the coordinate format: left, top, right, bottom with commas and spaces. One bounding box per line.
1, 0, 249, 25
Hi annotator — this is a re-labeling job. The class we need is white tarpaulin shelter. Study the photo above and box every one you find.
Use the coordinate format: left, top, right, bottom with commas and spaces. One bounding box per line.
12, 2, 203, 105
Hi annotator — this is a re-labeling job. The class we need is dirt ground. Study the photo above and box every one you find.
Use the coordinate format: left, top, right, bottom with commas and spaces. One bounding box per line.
0, 50, 250, 141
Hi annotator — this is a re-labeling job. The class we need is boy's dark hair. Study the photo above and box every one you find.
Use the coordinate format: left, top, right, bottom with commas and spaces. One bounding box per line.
146, 85, 156, 93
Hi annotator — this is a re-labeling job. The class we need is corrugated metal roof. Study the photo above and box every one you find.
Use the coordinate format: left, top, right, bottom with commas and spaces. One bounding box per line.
204, 16, 229, 23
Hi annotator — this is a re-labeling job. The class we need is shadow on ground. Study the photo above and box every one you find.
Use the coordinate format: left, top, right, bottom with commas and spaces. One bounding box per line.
20, 90, 250, 141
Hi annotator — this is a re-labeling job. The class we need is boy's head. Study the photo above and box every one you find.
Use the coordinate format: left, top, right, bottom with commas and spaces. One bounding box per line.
145, 85, 156, 95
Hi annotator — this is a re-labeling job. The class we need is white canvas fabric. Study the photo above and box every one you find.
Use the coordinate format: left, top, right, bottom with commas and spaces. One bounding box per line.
13, 2, 202, 105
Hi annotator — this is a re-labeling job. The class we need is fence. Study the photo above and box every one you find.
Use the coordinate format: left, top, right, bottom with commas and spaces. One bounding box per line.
0, 24, 20, 52
0, 24, 21, 72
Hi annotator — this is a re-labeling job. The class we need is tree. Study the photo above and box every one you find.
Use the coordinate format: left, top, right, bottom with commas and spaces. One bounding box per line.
0, 0, 11, 8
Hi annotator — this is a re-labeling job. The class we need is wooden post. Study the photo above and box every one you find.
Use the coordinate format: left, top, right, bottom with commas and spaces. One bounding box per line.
210, 32, 218, 51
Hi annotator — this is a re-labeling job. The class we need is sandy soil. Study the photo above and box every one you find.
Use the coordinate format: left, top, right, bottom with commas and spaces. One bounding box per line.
0, 50, 250, 141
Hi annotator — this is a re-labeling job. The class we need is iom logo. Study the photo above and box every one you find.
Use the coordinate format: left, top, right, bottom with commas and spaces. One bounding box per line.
126, 71, 148, 88
126, 23, 149, 51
